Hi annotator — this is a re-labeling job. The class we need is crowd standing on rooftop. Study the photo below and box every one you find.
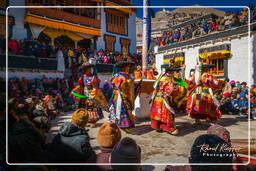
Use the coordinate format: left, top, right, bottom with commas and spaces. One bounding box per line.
155, 8, 256, 47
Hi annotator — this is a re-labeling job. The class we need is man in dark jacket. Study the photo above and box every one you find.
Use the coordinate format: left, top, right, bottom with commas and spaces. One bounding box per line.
49, 108, 96, 163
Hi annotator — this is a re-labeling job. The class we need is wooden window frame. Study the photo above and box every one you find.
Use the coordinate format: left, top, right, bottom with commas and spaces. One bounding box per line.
104, 34, 116, 52
208, 58, 225, 76
120, 38, 130, 54
105, 9, 128, 36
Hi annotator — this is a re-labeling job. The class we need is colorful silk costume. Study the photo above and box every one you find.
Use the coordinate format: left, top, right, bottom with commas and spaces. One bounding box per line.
186, 63, 222, 121
150, 71, 178, 133
72, 71, 108, 124
109, 72, 135, 128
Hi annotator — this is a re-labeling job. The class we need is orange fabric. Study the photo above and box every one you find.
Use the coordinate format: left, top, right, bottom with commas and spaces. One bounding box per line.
24, 14, 101, 36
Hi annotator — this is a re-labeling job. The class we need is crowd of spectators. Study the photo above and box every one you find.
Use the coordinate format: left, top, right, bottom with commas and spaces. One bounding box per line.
219, 79, 256, 120
4, 37, 143, 67
7, 37, 54, 57
62, 48, 142, 68
8, 76, 75, 116
156, 8, 252, 47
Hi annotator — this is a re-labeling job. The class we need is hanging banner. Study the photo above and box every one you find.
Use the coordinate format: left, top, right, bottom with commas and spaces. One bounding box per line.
29, 24, 45, 38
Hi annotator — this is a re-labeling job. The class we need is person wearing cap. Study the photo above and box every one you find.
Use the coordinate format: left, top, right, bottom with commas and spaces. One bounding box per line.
72, 62, 109, 127
109, 62, 136, 132
96, 122, 121, 171
49, 108, 96, 164
186, 59, 222, 124
110, 137, 141, 171
150, 64, 180, 135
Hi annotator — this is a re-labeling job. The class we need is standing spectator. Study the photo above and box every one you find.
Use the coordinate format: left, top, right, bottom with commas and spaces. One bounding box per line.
96, 123, 122, 171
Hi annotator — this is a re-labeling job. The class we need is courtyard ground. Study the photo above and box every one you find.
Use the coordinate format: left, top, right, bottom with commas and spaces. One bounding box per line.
46, 111, 256, 170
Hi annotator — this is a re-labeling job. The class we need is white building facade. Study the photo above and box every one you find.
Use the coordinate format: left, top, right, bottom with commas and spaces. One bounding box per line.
155, 24, 256, 84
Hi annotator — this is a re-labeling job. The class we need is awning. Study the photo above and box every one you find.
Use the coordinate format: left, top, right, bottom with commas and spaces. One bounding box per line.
43, 28, 84, 42
105, 1, 135, 14
24, 13, 101, 36
199, 50, 231, 59
163, 56, 185, 64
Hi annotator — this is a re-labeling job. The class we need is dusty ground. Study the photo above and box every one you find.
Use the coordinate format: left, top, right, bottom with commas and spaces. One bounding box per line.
46, 111, 256, 170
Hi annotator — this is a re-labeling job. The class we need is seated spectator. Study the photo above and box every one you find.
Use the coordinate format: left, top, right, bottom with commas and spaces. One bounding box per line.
43, 95, 58, 120
236, 81, 242, 89
32, 116, 51, 143
32, 102, 47, 118
219, 92, 232, 114
231, 86, 239, 97
189, 134, 233, 171
237, 93, 248, 115
49, 108, 96, 163
96, 122, 122, 171
8, 101, 49, 163
229, 80, 236, 87
111, 137, 141, 171
241, 82, 248, 95
230, 94, 239, 115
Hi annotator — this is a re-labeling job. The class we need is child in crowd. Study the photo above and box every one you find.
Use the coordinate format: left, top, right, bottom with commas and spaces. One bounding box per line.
220, 92, 232, 114
236, 93, 249, 116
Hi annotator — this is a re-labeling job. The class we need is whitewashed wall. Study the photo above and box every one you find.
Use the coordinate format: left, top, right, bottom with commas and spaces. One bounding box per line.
8, 0, 27, 40
156, 36, 252, 83
184, 47, 198, 77
251, 35, 256, 85
229, 36, 249, 83
155, 52, 164, 75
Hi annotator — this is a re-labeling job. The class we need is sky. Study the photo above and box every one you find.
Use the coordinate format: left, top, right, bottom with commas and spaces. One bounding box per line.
132, 0, 256, 18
